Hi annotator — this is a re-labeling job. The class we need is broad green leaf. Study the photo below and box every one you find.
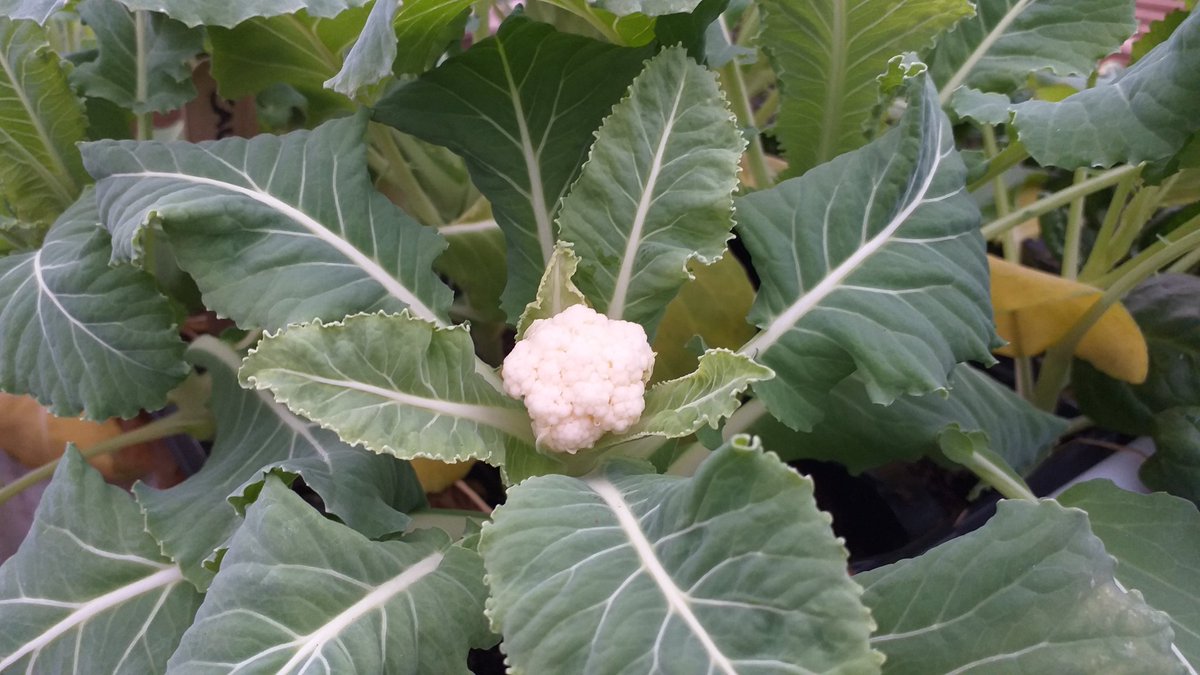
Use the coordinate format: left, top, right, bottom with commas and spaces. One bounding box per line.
0, 191, 188, 419
557, 47, 744, 332
600, 0, 700, 17
949, 86, 1011, 125
1144, 408, 1200, 505
0, 449, 202, 672
1011, 10, 1200, 169
652, 0, 731, 65
166, 476, 494, 674
735, 76, 998, 432
1132, 8, 1189, 63
1075, 274, 1200, 435
134, 336, 425, 589
1058, 480, 1200, 667
0, 0, 62, 22
651, 253, 757, 382
516, 241, 587, 338
527, 0, 657, 46
480, 437, 882, 673
110, 0, 370, 28
859, 499, 1185, 674
927, 0, 1136, 95
208, 9, 366, 125
373, 17, 653, 319
81, 113, 454, 332
748, 364, 1066, 474
0, 18, 85, 225
606, 348, 773, 444
71, 0, 202, 114
758, 0, 972, 176
327, 0, 472, 97
239, 312, 555, 481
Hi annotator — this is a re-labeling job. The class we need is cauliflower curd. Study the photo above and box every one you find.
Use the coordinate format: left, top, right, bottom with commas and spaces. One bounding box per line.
501, 305, 655, 453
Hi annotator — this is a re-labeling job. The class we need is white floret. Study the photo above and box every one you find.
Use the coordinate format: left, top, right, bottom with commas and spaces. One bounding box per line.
502, 304, 655, 453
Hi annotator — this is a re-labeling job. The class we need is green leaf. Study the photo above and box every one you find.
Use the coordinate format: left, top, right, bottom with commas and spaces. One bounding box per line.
166, 476, 494, 673
0, 191, 188, 419
606, 348, 773, 443
239, 312, 555, 481
1011, 9, 1200, 169
134, 336, 425, 589
557, 46, 744, 332
758, 0, 972, 176
527, 0, 657, 46
81, 113, 454, 333
1144, 408, 1200, 505
516, 240, 587, 339
927, 0, 1136, 95
208, 9, 366, 125
0, 448, 202, 672
0, 0, 63, 22
859, 499, 1186, 674
373, 16, 653, 320
109, 0, 370, 28
327, 0, 472, 97
1075, 274, 1200, 435
0, 17, 86, 225
1058, 480, 1200, 668
747, 364, 1066, 473
949, 86, 1012, 125
480, 436, 882, 673
599, 0, 700, 17
71, 0, 202, 114
1132, 8, 1189, 63
436, 216, 507, 322
735, 76, 998, 432
652, 0, 731, 65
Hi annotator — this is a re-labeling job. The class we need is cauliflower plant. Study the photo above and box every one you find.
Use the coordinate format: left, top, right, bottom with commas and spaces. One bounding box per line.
502, 304, 655, 453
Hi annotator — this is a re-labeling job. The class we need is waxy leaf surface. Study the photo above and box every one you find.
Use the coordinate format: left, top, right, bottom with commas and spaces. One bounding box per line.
0, 449, 201, 673
736, 77, 997, 431
557, 47, 743, 332
481, 438, 881, 674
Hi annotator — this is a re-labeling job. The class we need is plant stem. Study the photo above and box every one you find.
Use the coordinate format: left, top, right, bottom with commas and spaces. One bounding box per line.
1032, 220, 1200, 410
719, 18, 773, 190
967, 141, 1029, 193
980, 127, 1018, 260
1079, 168, 1139, 281
0, 411, 205, 507
939, 0, 1033, 103
1097, 214, 1200, 288
960, 450, 1038, 501
1168, 244, 1200, 273
134, 11, 152, 141
981, 165, 1140, 240
1061, 168, 1089, 279
753, 88, 778, 129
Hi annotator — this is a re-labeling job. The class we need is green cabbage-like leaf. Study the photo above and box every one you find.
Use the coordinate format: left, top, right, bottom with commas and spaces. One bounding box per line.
557, 46, 744, 332
0, 449, 202, 672
1058, 480, 1200, 667
166, 476, 493, 674
109, 0, 369, 28
373, 16, 653, 319
481, 437, 882, 673
1145, 408, 1200, 505
0, 191, 187, 419
71, 0, 203, 114
859, 499, 1187, 674
81, 113, 454, 332
134, 336, 425, 589
758, 0, 972, 176
927, 0, 1135, 95
735, 76, 998, 431
0, 17, 86, 225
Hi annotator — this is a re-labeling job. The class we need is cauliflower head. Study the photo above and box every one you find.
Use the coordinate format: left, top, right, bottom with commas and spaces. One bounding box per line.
502, 305, 655, 453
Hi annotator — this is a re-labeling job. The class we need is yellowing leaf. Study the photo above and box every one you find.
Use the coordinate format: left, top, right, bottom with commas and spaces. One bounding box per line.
410, 458, 474, 493
0, 393, 124, 473
989, 256, 1148, 383
651, 255, 757, 382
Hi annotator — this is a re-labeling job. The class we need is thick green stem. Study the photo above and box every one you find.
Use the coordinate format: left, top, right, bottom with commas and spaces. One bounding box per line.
939, 0, 1034, 103
134, 11, 152, 141
981, 165, 1140, 240
967, 142, 1029, 193
1032, 220, 1200, 410
1061, 168, 1089, 279
966, 453, 1038, 501
0, 410, 207, 507
1079, 169, 1139, 281
753, 88, 779, 129
1168, 244, 1200, 273
719, 18, 773, 190
1097, 215, 1200, 288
